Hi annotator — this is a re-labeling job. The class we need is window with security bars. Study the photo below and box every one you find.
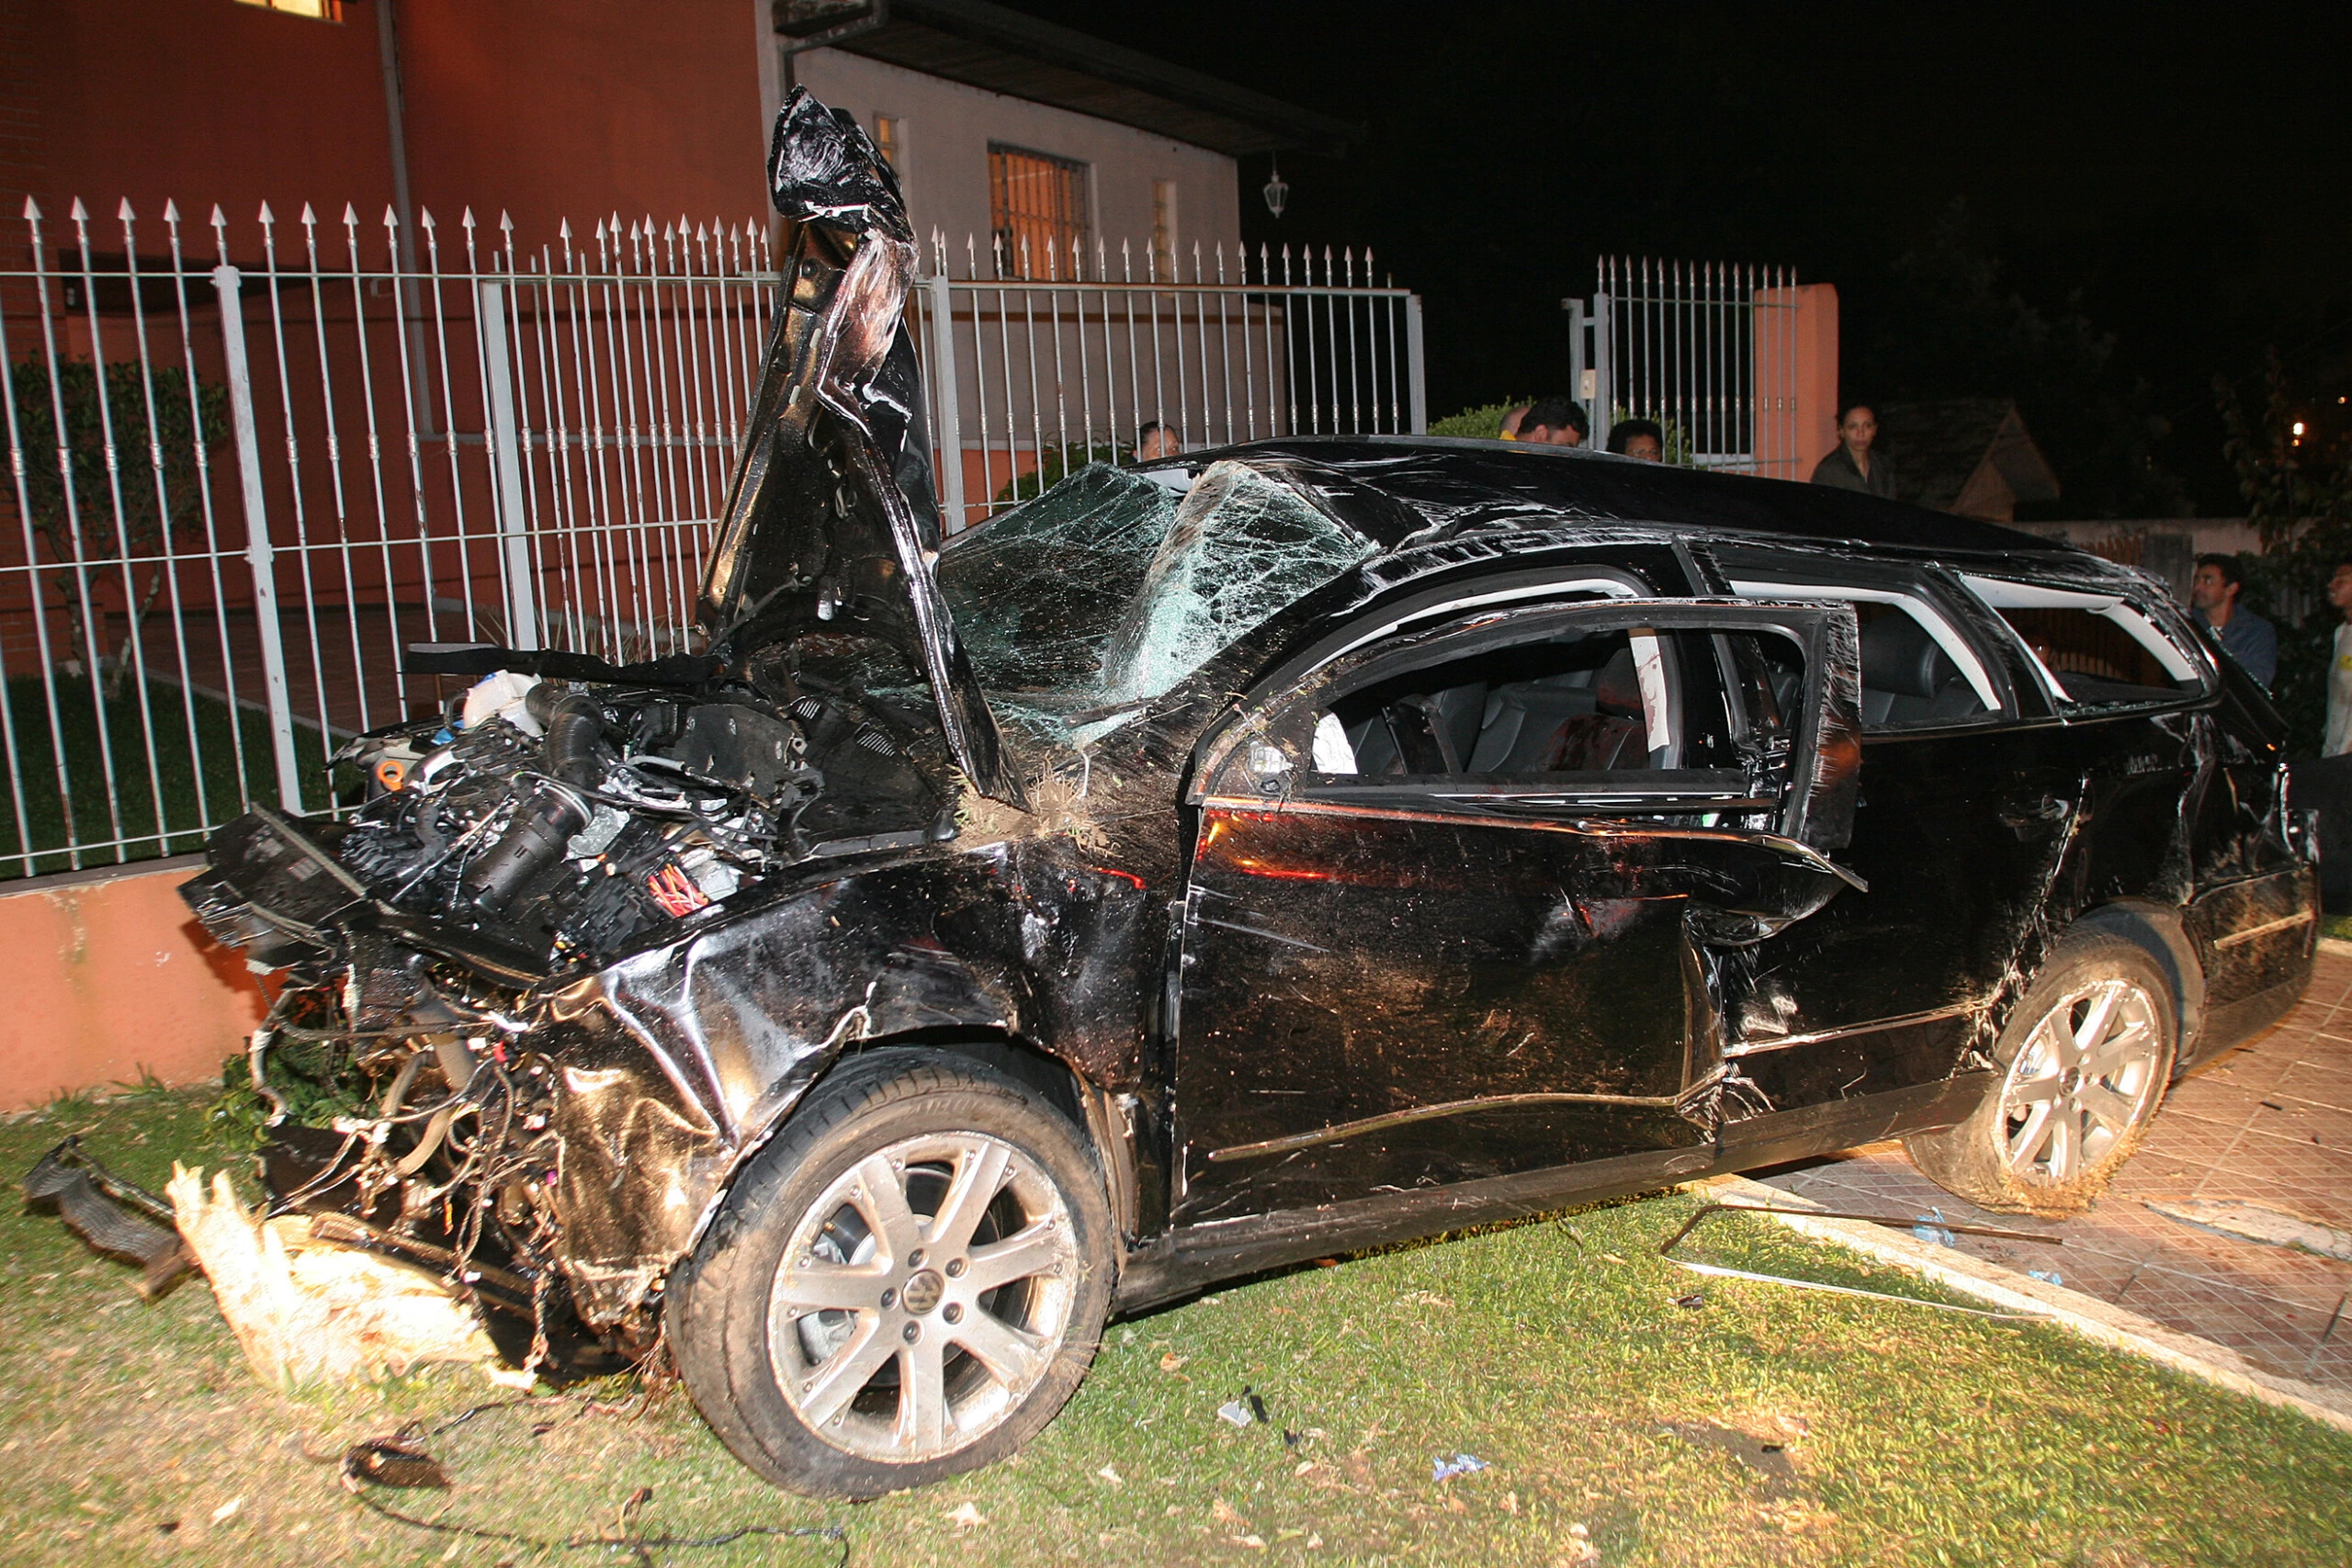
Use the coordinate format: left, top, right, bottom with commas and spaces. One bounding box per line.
234, 0, 341, 17
989, 143, 1089, 278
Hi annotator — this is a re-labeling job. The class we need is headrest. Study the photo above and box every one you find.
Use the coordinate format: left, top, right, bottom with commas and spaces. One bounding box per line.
1859, 610, 1951, 700
1594, 647, 1643, 712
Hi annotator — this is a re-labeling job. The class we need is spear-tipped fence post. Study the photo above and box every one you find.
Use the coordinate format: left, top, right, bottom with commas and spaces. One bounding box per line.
210, 250, 303, 809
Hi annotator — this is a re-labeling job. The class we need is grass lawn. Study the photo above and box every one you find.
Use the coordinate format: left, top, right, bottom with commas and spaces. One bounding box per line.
0, 674, 336, 880
7, 1086, 2352, 1567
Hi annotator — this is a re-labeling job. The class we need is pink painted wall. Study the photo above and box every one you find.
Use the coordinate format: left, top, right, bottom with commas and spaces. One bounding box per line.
1754, 283, 1838, 482
0, 858, 266, 1110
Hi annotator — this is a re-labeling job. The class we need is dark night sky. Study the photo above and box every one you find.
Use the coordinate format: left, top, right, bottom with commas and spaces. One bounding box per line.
1000, 1, 2352, 514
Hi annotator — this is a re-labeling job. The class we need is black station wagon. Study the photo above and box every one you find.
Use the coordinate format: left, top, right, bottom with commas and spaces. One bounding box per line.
179, 93, 2318, 1497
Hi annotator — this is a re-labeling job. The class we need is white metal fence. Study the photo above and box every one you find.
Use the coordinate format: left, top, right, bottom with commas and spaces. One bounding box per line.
1571, 256, 1804, 478
0, 197, 1422, 876
915, 232, 1424, 528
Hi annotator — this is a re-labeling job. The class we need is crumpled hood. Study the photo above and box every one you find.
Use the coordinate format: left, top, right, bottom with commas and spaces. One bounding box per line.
699, 87, 1021, 805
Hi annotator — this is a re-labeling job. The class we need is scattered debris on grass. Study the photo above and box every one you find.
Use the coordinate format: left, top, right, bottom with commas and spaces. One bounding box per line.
167, 1164, 502, 1388
1218, 1385, 1272, 1427
2145, 1198, 2352, 1260
2030, 1269, 2065, 1286
21, 1136, 192, 1296
341, 1438, 451, 1490
334, 1395, 851, 1560
1430, 1453, 1487, 1482
1673, 1292, 1706, 1310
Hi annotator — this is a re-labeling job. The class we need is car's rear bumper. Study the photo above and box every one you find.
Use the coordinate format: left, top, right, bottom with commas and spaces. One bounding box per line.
2184, 863, 2319, 1069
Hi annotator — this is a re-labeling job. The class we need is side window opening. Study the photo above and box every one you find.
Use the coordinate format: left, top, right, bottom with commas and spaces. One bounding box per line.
1961, 576, 2204, 709
1311, 625, 1793, 783
1321, 628, 1662, 778
1996, 607, 2194, 705
1852, 601, 1992, 728
1724, 577, 1996, 731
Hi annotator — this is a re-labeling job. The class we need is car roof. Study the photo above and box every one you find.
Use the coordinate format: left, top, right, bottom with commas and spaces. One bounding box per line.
1170, 435, 2081, 561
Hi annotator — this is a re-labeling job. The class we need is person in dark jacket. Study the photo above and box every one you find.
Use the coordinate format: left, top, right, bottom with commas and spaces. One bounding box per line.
2188, 552, 2277, 691
1810, 402, 1896, 497
1517, 397, 1589, 447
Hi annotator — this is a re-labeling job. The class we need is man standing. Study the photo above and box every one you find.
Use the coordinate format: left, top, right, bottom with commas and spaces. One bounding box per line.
2291, 559, 2352, 914
1516, 397, 1588, 447
2325, 559, 2352, 756
2189, 553, 2278, 692
1810, 402, 1897, 498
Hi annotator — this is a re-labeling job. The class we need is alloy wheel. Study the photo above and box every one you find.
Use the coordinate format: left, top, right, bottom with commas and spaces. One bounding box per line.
1997, 976, 2165, 1186
764, 1131, 1080, 1462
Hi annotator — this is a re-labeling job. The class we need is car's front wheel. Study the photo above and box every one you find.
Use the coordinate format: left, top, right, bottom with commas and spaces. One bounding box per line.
668, 1049, 1114, 1497
1905, 932, 2176, 1217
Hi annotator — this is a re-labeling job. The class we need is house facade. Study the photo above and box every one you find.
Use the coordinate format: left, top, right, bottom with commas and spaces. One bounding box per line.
786, 48, 1243, 279
2, 0, 1351, 272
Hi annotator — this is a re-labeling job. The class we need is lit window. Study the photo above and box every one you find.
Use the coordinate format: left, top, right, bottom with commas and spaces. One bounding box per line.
873, 115, 902, 173
1151, 179, 1179, 282
988, 143, 1088, 279
235, 0, 341, 18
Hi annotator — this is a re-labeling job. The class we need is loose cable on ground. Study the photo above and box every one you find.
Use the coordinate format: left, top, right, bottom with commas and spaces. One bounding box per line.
334, 1392, 850, 1563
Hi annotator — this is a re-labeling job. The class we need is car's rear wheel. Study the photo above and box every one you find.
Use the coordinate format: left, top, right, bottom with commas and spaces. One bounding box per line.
668, 1049, 1114, 1498
1905, 933, 2176, 1217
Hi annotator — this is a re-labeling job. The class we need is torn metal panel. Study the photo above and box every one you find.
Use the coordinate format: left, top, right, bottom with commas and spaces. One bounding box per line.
701, 85, 1014, 803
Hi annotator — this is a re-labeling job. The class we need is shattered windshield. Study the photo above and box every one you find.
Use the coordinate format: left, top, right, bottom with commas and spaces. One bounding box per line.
937, 460, 1377, 732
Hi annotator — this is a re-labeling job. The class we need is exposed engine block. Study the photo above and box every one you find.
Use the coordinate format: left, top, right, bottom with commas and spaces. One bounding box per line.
332, 676, 821, 970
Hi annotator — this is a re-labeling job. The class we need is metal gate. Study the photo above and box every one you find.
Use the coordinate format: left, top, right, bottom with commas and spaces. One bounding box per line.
1566, 256, 1805, 478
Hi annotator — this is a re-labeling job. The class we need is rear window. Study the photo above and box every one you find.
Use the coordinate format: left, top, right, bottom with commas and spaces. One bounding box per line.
1962, 576, 2203, 710
1997, 606, 2188, 705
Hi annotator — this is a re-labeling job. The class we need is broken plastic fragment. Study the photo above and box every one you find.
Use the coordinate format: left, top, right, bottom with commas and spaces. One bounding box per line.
2029, 1269, 2064, 1286
164, 1164, 501, 1388
1431, 1453, 1488, 1482
1216, 1399, 1255, 1428
1911, 1209, 1958, 1248
342, 1438, 451, 1490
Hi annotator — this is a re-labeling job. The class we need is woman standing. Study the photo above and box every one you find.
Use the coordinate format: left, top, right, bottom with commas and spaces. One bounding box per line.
1810, 402, 1897, 497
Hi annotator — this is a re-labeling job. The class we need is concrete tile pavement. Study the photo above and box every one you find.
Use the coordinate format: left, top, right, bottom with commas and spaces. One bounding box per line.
1753, 943, 2352, 1393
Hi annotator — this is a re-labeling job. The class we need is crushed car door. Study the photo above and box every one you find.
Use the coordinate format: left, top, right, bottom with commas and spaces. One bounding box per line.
1170, 600, 1865, 1223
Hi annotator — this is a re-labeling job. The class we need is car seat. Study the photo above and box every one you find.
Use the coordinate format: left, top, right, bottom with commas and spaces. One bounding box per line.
1859, 612, 1984, 726
1541, 648, 1650, 770
1467, 677, 1600, 773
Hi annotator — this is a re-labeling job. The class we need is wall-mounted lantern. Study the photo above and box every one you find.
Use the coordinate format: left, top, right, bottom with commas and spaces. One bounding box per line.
1262, 157, 1289, 220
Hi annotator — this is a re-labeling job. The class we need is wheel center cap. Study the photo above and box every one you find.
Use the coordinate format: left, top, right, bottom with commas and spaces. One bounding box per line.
2061, 1066, 2083, 1096
900, 1268, 946, 1315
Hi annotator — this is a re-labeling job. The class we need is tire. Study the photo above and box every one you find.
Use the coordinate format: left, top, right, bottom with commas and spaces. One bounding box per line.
1905, 932, 2177, 1217
666, 1048, 1114, 1498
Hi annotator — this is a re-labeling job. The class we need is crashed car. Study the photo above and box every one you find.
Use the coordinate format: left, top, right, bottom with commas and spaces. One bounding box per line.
177, 89, 2315, 1498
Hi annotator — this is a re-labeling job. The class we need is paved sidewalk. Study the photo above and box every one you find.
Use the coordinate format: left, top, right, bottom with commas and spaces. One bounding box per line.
1753, 943, 2352, 1393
